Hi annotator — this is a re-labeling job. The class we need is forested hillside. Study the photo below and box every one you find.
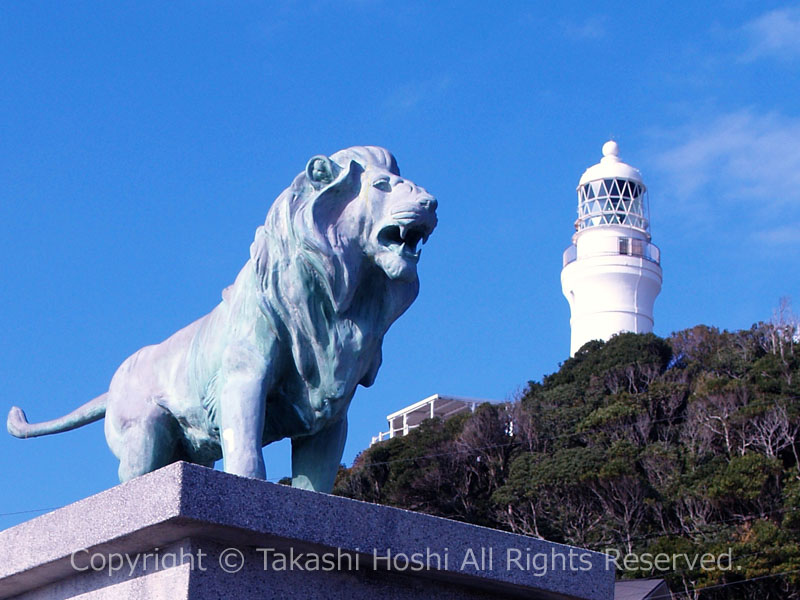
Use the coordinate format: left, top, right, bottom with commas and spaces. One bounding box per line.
334, 317, 800, 599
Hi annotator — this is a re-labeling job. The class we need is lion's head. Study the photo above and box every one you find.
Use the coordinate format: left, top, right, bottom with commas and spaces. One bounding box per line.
249, 146, 437, 387
326, 146, 438, 284
252, 146, 437, 310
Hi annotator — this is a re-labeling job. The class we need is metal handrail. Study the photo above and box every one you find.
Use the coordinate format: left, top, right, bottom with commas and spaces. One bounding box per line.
562, 239, 660, 267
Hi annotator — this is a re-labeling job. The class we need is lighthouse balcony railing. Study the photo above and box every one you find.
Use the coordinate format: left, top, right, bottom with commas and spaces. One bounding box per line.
562, 238, 660, 267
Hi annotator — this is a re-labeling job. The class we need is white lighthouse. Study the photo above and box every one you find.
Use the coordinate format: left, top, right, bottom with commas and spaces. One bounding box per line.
561, 141, 662, 356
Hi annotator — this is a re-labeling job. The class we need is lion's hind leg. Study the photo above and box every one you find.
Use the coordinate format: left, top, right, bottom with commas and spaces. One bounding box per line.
105, 401, 183, 483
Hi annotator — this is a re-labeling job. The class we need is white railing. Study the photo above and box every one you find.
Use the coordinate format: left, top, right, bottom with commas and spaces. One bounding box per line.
563, 238, 660, 267
563, 244, 577, 266
371, 424, 420, 446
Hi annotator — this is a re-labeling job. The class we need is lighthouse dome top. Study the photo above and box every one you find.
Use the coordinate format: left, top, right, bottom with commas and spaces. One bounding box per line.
573, 140, 651, 234
578, 140, 644, 186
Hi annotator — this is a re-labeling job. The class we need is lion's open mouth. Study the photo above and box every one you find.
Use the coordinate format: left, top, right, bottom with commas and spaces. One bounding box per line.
377, 224, 430, 260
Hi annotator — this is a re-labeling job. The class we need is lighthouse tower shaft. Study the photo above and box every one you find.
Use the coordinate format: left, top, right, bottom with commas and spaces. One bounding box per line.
561, 142, 662, 356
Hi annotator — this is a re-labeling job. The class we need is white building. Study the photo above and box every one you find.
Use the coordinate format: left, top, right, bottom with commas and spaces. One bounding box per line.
371, 394, 490, 445
561, 141, 662, 356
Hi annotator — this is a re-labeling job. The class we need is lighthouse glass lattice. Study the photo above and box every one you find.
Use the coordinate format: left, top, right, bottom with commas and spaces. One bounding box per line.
561, 141, 663, 356
577, 179, 648, 231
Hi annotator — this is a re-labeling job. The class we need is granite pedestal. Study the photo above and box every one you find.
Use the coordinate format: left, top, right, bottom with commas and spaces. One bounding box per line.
0, 462, 614, 599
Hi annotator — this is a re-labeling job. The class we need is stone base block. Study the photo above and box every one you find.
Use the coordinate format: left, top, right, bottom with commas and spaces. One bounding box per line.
0, 462, 614, 599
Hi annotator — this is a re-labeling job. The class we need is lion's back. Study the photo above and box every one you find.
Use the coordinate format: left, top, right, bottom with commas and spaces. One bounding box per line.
109, 313, 212, 407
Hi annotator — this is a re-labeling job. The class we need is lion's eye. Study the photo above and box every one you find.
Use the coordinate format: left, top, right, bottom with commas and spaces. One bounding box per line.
373, 178, 392, 192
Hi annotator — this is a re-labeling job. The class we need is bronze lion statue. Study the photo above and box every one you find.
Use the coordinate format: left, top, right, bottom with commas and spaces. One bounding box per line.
7, 146, 437, 492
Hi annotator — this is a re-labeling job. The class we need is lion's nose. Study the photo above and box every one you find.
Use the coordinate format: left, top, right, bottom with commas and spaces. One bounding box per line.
419, 196, 438, 211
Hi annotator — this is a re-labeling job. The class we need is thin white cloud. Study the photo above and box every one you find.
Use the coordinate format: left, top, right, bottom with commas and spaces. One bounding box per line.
563, 16, 608, 41
654, 109, 800, 244
384, 76, 452, 114
741, 6, 800, 61
753, 223, 800, 245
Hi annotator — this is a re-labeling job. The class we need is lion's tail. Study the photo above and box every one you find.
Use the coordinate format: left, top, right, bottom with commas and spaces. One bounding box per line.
7, 393, 108, 439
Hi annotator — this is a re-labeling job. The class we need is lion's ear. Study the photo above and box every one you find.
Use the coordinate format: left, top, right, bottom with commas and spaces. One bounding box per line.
306, 155, 339, 190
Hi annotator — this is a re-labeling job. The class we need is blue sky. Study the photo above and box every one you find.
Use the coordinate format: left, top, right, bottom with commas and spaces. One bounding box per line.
2, 2, 798, 528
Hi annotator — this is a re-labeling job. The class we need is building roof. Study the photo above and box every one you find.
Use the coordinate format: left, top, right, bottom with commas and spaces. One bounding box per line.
614, 578, 670, 600
384, 394, 495, 420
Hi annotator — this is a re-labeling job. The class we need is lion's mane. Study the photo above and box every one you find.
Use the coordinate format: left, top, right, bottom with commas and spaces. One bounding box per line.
248, 146, 413, 389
